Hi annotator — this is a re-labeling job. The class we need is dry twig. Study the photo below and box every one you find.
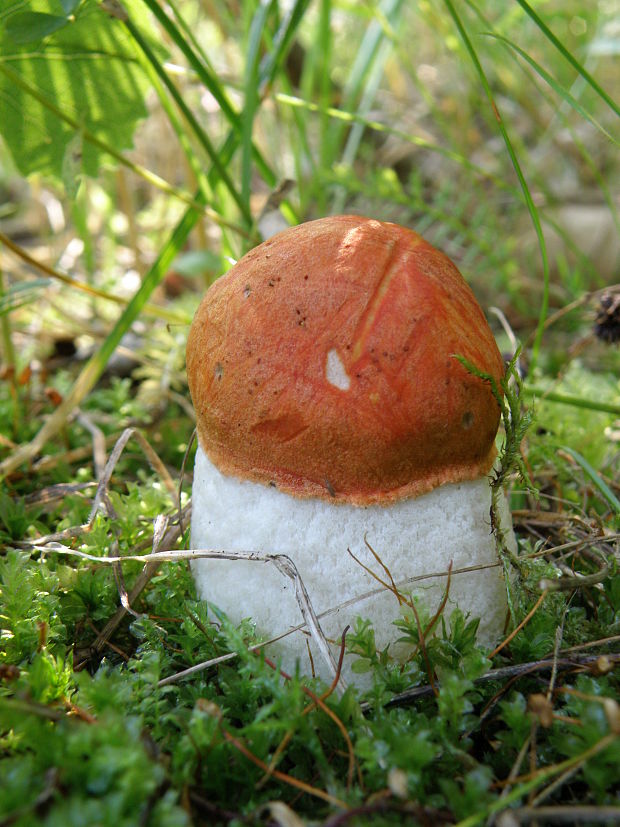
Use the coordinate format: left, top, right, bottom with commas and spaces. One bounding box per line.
498, 805, 620, 825
374, 652, 620, 711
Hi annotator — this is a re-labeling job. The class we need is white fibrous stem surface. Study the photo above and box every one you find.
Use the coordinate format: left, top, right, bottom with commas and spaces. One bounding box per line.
190, 446, 515, 685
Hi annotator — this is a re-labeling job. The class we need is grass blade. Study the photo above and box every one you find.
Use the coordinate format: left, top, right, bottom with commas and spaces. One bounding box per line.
123, 15, 252, 226
484, 33, 618, 147
454, 734, 618, 827
561, 447, 620, 516
323, 0, 404, 167
332, 31, 399, 214
441, 0, 550, 374
514, 0, 620, 120
139, 0, 241, 127
257, 0, 312, 92
0, 278, 49, 316
0, 196, 205, 479
464, 0, 620, 244
0, 231, 188, 323
241, 2, 271, 214
524, 388, 620, 417
138, 0, 279, 193
276, 93, 503, 186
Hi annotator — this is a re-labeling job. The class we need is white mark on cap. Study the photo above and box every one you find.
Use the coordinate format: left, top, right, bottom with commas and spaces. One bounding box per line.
326, 349, 351, 391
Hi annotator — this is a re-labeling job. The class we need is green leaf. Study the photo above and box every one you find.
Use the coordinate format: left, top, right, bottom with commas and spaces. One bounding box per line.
27, 650, 73, 704
497, 693, 530, 751
350, 658, 373, 674
0, 0, 163, 183
4, 11, 69, 43
0, 490, 32, 540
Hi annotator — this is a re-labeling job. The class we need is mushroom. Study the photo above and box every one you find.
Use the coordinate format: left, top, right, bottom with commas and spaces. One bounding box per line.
186, 215, 514, 683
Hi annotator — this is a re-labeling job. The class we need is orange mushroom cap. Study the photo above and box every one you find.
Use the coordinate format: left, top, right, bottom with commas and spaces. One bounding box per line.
186, 215, 505, 504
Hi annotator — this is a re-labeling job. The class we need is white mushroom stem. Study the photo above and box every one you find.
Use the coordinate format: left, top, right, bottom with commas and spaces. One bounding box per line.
190, 445, 516, 685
